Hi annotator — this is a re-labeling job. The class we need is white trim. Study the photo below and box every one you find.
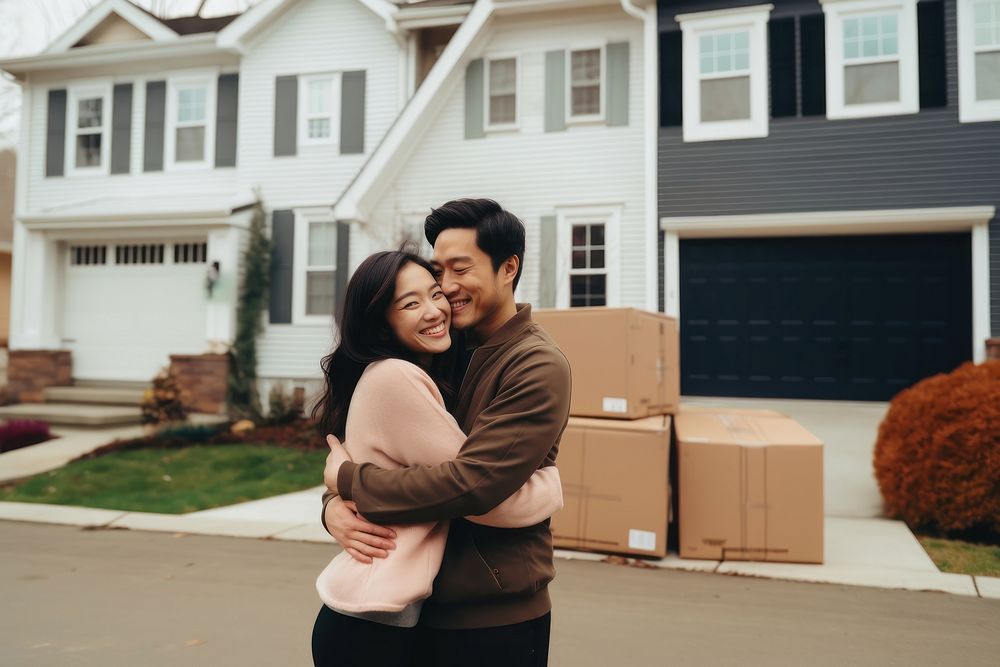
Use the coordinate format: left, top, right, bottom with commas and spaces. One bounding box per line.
65, 82, 113, 177
293, 210, 337, 325
821, 0, 920, 120
660, 206, 997, 237
395, 3, 473, 30
565, 44, 606, 124
957, 0, 1000, 122
660, 206, 996, 363
484, 52, 520, 131
554, 204, 622, 309
641, 3, 658, 311
164, 71, 219, 171
677, 4, 772, 143
298, 72, 342, 148
44, 0, 178, 55
13, 73, 30, 219
663, 230, 679, 317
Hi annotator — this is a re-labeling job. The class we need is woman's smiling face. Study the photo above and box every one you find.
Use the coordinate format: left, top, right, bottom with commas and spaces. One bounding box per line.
385, 261, 452, 357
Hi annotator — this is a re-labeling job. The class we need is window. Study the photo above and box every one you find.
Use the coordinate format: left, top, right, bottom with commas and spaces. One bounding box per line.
165, 74, 216, 169
958, 0, 1000, 121
299, 73, 340, 146
486, 56, 518, 129
115, 244, 166, 265
66, 85, 110, 174
677, 4, 772, 142
569, 224, 607, 307
568, 48, 603, 120
69, 245, 107, 266
821, 0, 919, 119
555, 205, 621, 309
173, 242, 208, 264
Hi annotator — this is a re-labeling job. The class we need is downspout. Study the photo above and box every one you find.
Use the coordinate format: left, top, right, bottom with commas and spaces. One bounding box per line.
621, 0, 660, 311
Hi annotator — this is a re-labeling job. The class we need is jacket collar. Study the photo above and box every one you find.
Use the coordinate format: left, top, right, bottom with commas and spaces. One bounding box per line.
476, 303, 533, 350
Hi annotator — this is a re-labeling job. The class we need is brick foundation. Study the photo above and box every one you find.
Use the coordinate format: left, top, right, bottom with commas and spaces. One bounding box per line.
169, 353, 229, 414
8, 350, 73, 403
987, 338, 1000, 362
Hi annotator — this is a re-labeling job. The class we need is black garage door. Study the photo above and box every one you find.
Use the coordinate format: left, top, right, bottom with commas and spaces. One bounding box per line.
679, 233, 972, 401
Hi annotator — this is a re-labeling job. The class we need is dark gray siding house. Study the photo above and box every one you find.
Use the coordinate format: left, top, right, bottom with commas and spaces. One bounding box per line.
658, 0, 1000, 401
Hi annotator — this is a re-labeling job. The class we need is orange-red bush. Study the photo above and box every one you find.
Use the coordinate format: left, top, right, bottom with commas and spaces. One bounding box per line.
874, 361, 1000, 534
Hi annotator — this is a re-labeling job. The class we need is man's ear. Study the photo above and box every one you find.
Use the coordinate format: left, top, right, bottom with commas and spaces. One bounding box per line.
499, 255, 519, 288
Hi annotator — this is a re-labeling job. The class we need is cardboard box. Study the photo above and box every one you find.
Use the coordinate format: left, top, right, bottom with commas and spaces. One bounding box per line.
675, 410, 824, 564
534, 308, 679, 419
552, 415, 671, 558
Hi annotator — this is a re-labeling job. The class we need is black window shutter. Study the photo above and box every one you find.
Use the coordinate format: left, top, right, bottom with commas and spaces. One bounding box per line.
799, 14, 826, 117
660, 31, 682, 127
769, 17, 797, 118
918, 0, 947, 109
215, 73, 239, 167
269, 210, 295, 324
110, 83, 133, 174
45, 89, 67, 177
143, 80, 166, 172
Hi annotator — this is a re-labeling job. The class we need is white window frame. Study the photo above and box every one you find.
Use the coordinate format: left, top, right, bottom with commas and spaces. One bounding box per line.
677, 4, 773, 143
821, 0, 919, 120
554, 205, 622, 309
565, 44, 606, 125
958, 0, 1000, 122
165, 71, 218, 171
298, 72, 341, 148
484, 53, 520, 132
65, 82, 112, 176
292, 208, 337, 325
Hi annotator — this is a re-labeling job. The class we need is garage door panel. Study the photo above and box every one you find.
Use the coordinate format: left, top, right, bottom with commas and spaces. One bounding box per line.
679, 233, 972, 401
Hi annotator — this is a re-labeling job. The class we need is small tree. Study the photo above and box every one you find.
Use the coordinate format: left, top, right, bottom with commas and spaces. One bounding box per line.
227, 196, 270, 420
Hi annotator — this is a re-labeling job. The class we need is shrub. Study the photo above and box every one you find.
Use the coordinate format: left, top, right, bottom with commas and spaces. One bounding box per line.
874, 361, 1000, 536
141, 369, 188, 426
266, 383, 304, 425
0, 420, 52, 453
158, 422, 224, 444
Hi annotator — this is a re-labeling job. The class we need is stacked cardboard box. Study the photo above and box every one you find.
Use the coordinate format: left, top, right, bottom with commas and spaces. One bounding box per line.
535, 307, 825, 564
535, 308, 678, 558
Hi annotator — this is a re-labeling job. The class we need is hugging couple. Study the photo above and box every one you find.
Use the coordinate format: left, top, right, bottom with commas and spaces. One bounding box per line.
311, 198, 572, 666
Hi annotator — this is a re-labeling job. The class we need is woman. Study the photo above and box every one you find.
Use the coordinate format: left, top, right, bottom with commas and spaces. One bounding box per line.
310, 249, 563, 666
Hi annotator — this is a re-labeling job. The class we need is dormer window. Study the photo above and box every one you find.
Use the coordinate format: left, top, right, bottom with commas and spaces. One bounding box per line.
66, 85, 111, 174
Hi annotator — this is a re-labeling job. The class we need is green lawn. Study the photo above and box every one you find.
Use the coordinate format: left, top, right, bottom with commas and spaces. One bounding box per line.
0, 444, 328, 514
919, 536, 1000, 577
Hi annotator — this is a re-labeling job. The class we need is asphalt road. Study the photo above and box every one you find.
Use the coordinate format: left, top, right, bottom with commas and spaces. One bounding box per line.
3, 520, 998, 666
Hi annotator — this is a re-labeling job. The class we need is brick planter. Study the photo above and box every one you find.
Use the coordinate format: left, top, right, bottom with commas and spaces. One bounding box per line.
987, 338, 1000, 361
169, 353, 229, 414
8, 350, 72, 403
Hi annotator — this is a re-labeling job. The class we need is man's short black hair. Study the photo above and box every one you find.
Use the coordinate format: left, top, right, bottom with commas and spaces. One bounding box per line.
424, 198, 526, 292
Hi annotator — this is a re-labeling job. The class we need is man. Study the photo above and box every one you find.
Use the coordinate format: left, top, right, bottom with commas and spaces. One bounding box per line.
321, 198, 571, 665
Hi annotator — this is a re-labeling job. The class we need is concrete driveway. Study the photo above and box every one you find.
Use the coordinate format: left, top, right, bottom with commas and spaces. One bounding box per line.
681, 397, 889, 518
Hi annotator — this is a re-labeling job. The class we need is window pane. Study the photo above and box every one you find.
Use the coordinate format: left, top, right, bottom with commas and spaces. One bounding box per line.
976, 51, 1000, 100
590, 249, 605, 269
489, 58, 516, 94
306, 271, 336, 316
75, 133, 101, 167
176, 126, 205, 162
308, 78, 333, 114
844, 18, 859, 39
734, 31, 749, 51
862, 36, 879, 57
844, 61, 900, 104
571, 49, 601, 83
308, 118, 331, 139
700, 52, 715, 74
570, 274, 607, 307
572, 225, 587, 246
489, 94, 516, 125
178, 87, 206, 123
571, 85, 601, 116
78, 98, 103, 128
974, 0, 1000, 47
700, 76, 751, 122
590, 225, 604, 246
309, 221, 337, 267
572, 250, 587, 269
861, 15, 879, 37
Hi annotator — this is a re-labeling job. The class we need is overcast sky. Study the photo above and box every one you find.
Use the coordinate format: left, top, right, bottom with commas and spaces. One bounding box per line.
0, 0, 261, 148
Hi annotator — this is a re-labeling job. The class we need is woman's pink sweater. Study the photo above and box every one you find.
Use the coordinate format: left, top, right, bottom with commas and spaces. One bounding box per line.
315, 359, 563, 626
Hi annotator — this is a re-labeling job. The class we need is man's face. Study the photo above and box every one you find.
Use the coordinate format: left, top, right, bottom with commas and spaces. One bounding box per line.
432, 228, 507, 332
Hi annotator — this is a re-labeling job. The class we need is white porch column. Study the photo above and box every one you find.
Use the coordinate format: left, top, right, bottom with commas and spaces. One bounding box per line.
663, 230, 680, 318
10, 223, 61, 350
205, 224, 245, 350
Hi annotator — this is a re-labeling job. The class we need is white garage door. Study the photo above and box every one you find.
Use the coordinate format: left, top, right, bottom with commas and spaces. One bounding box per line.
63, 241, 210, 382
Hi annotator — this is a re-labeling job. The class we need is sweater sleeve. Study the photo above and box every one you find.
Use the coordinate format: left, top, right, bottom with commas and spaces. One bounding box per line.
338, 345, 572, 524
321, 358, 567, 531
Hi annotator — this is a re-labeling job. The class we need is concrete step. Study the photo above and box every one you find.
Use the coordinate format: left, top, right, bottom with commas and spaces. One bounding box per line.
73, 379, 149, 390
43, 386, 146, 406
0, 403, 142, 427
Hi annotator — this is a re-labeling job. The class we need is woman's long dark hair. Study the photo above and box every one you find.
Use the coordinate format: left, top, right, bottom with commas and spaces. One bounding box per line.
311, 249, 461, 440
